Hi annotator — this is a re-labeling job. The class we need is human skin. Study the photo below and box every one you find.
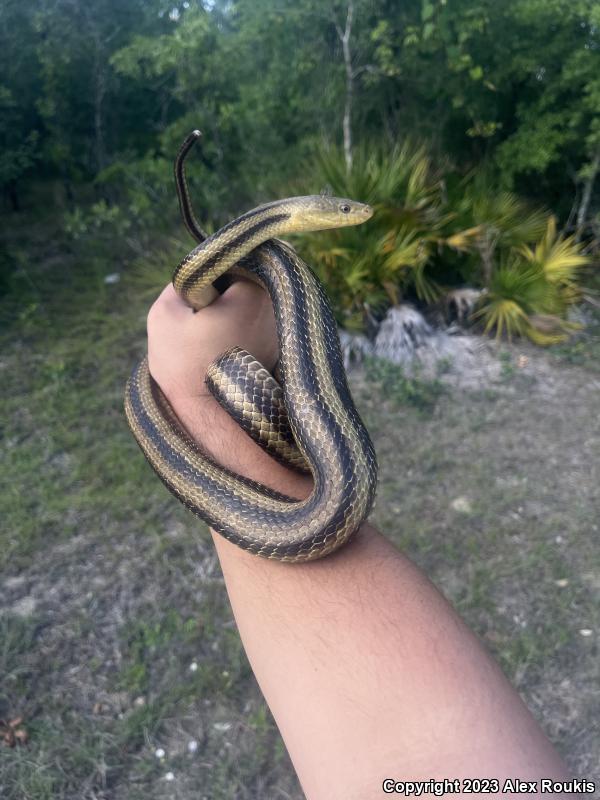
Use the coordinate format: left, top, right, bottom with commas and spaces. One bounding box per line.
146, 280, 573, 799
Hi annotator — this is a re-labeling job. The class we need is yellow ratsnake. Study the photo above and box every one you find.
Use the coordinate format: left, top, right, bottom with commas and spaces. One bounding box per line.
124, 131, 378, 561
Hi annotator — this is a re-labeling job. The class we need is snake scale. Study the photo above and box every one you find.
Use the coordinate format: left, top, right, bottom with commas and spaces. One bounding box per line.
124, 131, 378, 561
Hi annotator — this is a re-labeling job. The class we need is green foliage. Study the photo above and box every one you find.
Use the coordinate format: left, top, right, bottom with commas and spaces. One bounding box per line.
498, 350, 516, 380
549, 307, 600, 371
474, 289, 532, 342
519, 216, 590, 289
63, 200, 132, 242
0, 3, 42, 203
295, 143, 456, 327
0, 0, 598, 351
295, 145, 592, 345
367, 0, 600, 225
1, 0, 599, 225
0, 87, 39, 185
364, 356, 445, 416
472, 217, 590, 342
436, 174, 591, 343
451, 172, 549, 261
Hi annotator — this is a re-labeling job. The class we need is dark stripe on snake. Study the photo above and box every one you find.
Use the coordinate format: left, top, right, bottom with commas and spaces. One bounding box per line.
312, 267, 378, 472
176, 210, 290, 290
248, 243, 359, 552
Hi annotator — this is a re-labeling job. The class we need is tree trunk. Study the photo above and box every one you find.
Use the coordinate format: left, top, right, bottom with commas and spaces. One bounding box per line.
83, 6, 110, 174
576, 148, 600, 241
335, 2, 354, 173
478, 229, 495, 288
92, 38, 107, 173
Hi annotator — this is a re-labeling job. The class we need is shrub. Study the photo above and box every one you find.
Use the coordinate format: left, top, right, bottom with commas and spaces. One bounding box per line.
295, 146, 592, 344
294, 142, 457, 329
472, 218, 589, 342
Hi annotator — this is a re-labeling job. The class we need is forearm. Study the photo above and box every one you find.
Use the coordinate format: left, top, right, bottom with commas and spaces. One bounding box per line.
170, 392, 570, 799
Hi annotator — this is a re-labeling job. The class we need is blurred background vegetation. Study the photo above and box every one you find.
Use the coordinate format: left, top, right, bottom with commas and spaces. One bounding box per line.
1, 0, 599, 338
1, 2, 599, 797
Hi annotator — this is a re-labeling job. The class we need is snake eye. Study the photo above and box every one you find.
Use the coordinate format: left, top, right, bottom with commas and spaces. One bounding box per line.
339, 203, 351, 214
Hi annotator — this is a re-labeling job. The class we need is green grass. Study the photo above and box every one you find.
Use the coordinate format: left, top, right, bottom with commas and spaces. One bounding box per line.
548, 306, 600, 371
364, 356, 446, 416
0, 216, 170, 569
545, 266, 600, 370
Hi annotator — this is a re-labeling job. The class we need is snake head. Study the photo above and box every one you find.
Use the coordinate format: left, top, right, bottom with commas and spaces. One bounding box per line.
290, 195, 373, 232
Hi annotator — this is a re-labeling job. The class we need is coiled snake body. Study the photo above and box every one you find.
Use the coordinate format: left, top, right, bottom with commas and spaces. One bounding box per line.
124, 132, 378, 561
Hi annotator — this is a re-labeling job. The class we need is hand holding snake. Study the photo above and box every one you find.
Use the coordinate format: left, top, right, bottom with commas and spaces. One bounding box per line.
125, 131, 378, 561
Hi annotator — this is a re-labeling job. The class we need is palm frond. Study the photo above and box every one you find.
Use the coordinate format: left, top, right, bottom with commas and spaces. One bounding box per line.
381, 227, 428, 273
293, 146, 587, 342
455, 171, 548, 247
520, 216, 590, 284
472, 297, 530, 340
472, 255, 581, 343
445, 225, 483, 251
412, 263, 443, 304
527, 313, 582, 344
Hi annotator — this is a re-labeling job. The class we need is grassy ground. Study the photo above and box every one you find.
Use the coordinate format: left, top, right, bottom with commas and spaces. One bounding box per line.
1, 210, 598, 798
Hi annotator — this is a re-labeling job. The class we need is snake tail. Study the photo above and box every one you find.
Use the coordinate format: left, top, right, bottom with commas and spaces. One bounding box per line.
174, 129, 207, 243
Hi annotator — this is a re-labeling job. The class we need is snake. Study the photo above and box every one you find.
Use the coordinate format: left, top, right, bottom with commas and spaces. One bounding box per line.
124, 131, 378, 562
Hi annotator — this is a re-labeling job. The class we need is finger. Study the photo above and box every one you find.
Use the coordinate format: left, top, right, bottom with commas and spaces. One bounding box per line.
156, 283, 194, 318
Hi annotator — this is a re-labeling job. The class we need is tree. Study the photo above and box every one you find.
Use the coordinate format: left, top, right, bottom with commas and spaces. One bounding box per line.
0, 1, 42, 209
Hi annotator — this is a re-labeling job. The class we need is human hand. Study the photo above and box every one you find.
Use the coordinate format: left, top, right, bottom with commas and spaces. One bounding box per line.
146, 278, 311, 498
147, 279, 279, 404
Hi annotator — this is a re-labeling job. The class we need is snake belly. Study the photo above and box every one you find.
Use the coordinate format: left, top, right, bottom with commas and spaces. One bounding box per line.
124, 199, 378, 561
